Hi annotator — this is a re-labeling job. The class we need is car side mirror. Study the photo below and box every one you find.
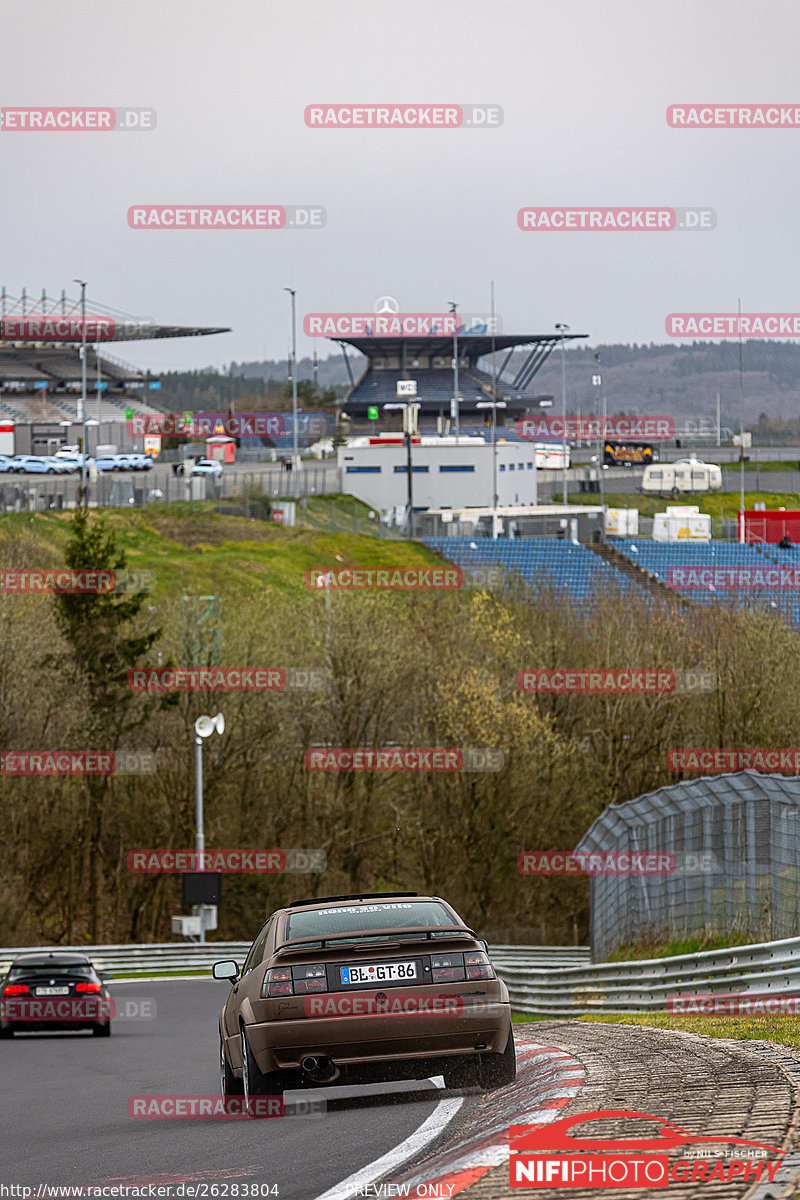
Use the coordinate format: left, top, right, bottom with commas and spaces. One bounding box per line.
212, 959, 240, 983
479, 939, 489, 952
100, 971, 112, 982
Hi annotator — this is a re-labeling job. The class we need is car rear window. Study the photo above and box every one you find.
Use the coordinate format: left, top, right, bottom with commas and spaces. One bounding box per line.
8, 963, 94, 978
286, 900, 459, 941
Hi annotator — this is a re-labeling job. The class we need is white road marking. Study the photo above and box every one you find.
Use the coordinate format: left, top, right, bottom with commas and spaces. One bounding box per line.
313, 1080, 463, 1200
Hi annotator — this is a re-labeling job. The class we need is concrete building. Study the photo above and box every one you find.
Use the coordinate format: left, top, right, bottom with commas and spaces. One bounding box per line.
339, 434, 538, 511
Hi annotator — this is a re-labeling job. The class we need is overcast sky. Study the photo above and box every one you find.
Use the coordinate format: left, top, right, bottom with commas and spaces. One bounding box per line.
1, 0, 796, 373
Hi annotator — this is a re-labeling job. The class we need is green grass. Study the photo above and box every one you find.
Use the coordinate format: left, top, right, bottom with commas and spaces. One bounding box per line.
606, 933, 756, 961
0, 505, 446, 601
580, 1012, 800, 1047
567, 491, 800, 521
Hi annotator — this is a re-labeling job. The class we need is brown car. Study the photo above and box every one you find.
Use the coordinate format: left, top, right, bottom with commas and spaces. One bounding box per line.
213, 892, 514, 1110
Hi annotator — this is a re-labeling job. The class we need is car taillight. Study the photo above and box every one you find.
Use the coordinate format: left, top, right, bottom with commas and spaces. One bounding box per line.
431, 953, 466, 982
464, 951, 495, 980
75, 982, 102, 994
262, 968, 293, 998
3, 984, 29, 995
291, 964, 329, 994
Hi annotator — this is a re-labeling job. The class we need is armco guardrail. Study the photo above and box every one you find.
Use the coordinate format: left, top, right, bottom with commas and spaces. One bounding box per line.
0, 942, 251, 976
489, 936, 800, 1015
0, 941, 589, 977
10, 938, 800, 1014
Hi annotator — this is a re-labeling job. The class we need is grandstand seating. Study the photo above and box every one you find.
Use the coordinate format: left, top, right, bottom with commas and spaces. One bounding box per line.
346, 366, 537, 416
423, 537, 637, 604
612, 539, 800, 628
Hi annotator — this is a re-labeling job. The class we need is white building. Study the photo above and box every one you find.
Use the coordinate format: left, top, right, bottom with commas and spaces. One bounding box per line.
338, 435, 538, 511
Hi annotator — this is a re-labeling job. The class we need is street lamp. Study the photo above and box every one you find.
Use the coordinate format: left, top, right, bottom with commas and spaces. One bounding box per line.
555, 323, 570, 504
74, 279, 88, 506
284, 287, 299, 499
194, 711, 225, 943
384, 400, 420, 533
592, 353, 606, 522
448, 301, 460, 436
476, 399, 507, 539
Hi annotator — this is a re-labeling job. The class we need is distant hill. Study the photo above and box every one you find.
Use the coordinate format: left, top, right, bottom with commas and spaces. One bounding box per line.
161, 342, 800, 438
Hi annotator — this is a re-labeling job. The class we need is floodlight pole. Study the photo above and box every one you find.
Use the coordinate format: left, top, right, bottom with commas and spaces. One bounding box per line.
285, 287, 299, 499
556, 323, 570, 504
738, 297, 745, 544
74, 280, 88, 506
194, 729, 205, 940
449, 301, 460, 436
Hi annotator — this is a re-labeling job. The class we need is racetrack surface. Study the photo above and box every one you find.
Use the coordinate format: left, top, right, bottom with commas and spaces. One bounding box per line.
6, 987, 800, 1200
0, 979, 465, 1199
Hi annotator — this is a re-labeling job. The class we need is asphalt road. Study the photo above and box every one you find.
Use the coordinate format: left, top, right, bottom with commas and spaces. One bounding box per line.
0, 979, 466, 1199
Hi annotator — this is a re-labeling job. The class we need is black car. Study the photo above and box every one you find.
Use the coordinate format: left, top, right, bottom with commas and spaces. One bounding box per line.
1, 952, 112, 1037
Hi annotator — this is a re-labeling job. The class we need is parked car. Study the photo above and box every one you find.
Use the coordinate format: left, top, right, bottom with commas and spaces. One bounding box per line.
187, 459, 223, 478
0, 455, 15, 473
55, 445, 80, 459
43, 456, 75, 475
9, 455, 59, 475
213, 891, 514, 1113
641, 457, 723, 495
93, 455, 125, 473
117, 454, 152, 472
1, 951, 112, 1038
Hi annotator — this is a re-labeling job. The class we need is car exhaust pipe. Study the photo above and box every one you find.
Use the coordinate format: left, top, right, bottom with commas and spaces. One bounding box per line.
301, 1054, 339, 1082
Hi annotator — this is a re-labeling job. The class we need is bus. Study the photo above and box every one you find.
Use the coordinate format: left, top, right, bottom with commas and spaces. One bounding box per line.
603, 441, 658, 467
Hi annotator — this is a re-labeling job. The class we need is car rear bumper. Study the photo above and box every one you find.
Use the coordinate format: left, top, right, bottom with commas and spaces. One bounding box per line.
235, 998, 511, 1078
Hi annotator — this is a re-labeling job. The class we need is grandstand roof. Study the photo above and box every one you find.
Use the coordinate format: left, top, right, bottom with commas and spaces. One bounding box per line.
0, 288, 230, 344
332, 331, 586, 360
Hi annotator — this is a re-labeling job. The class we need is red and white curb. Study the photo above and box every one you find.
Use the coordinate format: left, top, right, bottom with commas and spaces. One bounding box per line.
316, 1039, 586, 1200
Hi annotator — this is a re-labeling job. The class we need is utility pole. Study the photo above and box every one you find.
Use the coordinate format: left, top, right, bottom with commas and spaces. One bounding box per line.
74, 279, 88, 506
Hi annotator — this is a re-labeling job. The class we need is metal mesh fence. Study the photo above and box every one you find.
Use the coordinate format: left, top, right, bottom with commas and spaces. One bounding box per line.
575, 773, 800, 961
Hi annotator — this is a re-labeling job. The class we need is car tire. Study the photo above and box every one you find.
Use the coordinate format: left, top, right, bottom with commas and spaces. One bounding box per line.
92, 1022, 111, 1037
47, 468, 55, 474
240, 1026, 284, 1117
443, 1056, 479, 1090
220, 1032, 244, 1110
477, 1026, 516, 1091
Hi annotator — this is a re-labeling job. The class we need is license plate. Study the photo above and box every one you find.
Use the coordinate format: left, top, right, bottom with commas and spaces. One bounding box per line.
340, 961, 417, 986
36, 987, 69, 996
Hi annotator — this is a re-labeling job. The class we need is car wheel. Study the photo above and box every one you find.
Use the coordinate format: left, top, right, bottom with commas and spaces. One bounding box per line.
240, 1026, 284, 1117
477, 1026, 516, 1091
442, 1056, 479, 1090
92, 1022, 111, 1037
220, 1033, 244, 1111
